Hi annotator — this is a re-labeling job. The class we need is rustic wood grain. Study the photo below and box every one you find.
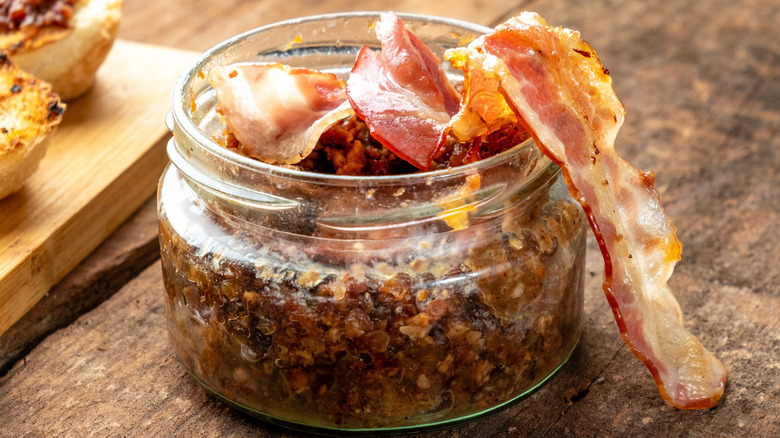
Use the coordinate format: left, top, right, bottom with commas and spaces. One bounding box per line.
0, 41, 197, 336
119, 0, 516, 52
1, 0, 778, 436
0, 197, 160, 376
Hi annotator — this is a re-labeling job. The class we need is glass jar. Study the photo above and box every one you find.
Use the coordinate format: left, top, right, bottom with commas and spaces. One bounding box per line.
159, 12, 587, 434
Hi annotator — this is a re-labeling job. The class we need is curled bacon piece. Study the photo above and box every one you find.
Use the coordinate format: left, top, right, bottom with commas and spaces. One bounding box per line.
448, 12, 726, 409
346, 12, 461, 169
209, 62, 351, 164
446, 49, 517, 142
0, 0, 77, 32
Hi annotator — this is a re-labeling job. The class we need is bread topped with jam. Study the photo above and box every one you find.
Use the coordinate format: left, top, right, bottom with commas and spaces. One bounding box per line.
0, 53, 64, 199
0, 0, 122, 100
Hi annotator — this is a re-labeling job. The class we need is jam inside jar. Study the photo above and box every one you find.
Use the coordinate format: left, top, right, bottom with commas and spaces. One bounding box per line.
160, 12, 587, 434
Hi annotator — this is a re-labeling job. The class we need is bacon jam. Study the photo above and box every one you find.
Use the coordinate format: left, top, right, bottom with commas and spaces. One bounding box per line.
159, 170, 585, 428
0, 0, 77, 32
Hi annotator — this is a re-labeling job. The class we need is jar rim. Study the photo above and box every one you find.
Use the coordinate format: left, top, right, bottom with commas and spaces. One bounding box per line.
169, 11, 554, 186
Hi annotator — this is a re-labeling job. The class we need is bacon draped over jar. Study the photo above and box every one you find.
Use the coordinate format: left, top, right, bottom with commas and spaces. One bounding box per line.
208, 62, 353, 164
445, 12, 726, 409
207, 11, 726, 409
345, 11, 461, 170
0, 0, 77, 32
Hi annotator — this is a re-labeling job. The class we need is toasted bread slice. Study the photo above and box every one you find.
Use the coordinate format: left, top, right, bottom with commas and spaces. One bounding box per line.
0, 54, 65, 199
0, 0, 122, 101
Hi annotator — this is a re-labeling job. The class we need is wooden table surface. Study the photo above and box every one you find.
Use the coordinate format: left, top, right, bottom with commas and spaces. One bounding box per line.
2, 0, 778, 436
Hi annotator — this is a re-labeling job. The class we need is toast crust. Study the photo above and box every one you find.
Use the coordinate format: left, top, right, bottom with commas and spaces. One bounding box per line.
0, 54, 64, 199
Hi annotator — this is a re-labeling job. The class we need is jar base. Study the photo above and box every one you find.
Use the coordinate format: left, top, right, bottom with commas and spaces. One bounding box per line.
176, 334, 580, 436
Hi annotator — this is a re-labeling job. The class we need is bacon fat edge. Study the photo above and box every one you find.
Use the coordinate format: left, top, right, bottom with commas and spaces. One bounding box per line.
446, 12, 726, 409
209, 62, 351, 164
346, 12, 461, 169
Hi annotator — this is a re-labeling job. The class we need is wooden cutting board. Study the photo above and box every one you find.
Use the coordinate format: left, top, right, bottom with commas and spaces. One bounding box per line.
0, 40, 197, 336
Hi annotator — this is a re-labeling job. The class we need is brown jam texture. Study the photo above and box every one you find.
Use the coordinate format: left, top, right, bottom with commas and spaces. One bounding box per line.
159, 168, 585, 428
0, 0, 77, 32
222, 114, 531, 176
161, 105, 585, 428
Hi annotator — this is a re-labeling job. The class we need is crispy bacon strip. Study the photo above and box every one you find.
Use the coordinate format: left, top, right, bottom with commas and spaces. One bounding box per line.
346, 11, 461, 169
209, 62, 351, 164
448, 12, 725, 409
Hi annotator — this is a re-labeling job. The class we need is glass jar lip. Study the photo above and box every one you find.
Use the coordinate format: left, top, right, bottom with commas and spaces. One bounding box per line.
170, 11, 553, 185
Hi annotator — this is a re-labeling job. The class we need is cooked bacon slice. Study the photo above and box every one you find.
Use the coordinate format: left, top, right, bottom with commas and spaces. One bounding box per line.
346, 11, 461, 169
209, 62, 350, 164
447, 12, 725, 409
